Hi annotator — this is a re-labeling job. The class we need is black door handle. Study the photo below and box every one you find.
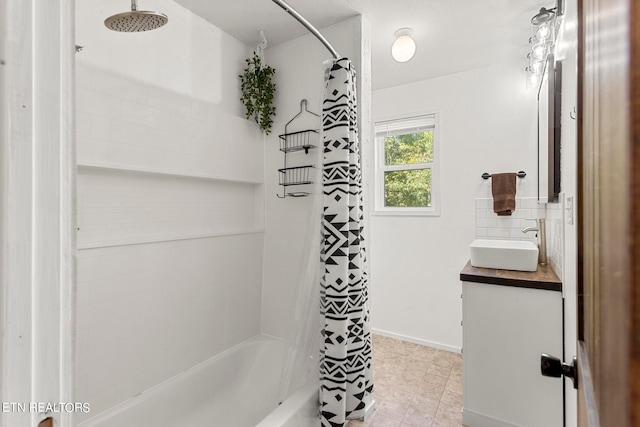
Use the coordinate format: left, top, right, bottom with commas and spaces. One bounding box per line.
541, 353, 578, 389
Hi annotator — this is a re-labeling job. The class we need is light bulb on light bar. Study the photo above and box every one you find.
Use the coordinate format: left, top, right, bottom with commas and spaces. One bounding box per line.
528, 72, 540, 88
526, 7, 556, 89
529, 60, 544, 74
391, 28, 416, 63
535, 23, 552, 41
531, 43, 548, 61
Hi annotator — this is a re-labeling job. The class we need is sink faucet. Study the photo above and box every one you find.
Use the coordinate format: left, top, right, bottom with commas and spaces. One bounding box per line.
522, 218, 547, 265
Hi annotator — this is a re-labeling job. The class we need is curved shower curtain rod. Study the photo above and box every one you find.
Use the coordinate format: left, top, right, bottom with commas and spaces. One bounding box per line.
270, 0, 340, 60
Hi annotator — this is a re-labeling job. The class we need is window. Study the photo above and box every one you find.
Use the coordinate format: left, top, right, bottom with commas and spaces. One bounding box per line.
374, 113, 439, 215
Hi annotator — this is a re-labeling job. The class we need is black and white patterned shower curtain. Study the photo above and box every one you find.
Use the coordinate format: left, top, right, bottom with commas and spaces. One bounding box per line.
320, 58, 373, 427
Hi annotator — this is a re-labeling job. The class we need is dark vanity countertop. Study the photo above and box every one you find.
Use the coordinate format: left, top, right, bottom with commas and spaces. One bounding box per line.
460, 260, 562, 292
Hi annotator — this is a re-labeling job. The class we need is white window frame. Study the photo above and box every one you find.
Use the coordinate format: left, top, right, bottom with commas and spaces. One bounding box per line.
373, 112, 440, 216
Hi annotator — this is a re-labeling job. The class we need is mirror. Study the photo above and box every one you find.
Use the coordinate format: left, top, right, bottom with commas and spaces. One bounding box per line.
537, 54, 562, 203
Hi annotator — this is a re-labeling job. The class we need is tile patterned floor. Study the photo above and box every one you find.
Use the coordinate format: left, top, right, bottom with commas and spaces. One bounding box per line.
347, 334, 464, 427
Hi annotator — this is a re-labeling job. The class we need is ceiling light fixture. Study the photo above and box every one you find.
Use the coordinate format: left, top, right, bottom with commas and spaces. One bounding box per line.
391, 28, 416, 63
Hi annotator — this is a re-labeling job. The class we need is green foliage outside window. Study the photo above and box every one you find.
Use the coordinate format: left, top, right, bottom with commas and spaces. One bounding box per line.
383, 131, 434, 207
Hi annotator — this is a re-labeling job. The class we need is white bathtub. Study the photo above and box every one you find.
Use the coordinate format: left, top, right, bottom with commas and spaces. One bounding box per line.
78, 335, 321, 427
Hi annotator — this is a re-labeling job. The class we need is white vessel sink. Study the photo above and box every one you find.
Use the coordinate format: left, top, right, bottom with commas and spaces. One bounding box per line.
469, 239, 539, 272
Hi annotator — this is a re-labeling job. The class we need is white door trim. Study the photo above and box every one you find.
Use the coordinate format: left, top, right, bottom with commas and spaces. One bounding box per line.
1, 1, 76, 426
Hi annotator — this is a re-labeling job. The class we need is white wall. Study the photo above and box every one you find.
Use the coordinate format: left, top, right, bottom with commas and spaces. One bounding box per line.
261, 16, 371, 340
75, 0, 265, 421
554, 0, 579, 425
368, 62, 538, 351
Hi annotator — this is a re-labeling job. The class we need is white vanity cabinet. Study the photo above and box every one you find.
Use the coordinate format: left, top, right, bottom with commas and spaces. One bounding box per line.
460, 262, 563, 427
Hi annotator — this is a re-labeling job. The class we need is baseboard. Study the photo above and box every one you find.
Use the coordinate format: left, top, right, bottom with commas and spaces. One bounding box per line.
371, 328, 462, 354
462, 408, 521, 427
364, 399, 375, 418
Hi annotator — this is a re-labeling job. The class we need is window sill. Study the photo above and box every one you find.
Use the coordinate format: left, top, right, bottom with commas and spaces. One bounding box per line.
371, 208, 440, 217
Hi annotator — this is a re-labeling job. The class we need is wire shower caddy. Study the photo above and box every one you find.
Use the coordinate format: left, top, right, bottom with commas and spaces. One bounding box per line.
277, 99, 319, 198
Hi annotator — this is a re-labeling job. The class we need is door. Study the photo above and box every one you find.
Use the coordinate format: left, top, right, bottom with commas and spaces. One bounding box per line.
577, 0, 639, 426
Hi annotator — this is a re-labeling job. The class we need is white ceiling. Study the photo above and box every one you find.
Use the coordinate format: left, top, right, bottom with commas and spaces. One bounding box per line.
174, 0, 547, 90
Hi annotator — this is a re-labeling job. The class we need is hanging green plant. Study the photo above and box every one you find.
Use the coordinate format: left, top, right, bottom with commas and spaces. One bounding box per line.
239, 52, 276, 134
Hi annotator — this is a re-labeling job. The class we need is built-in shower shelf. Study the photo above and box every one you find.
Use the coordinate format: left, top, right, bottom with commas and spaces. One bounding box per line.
77, 161, 263, 185
77, 229, 265, 250
77, 163, 265, 250
279, 129, 318, 154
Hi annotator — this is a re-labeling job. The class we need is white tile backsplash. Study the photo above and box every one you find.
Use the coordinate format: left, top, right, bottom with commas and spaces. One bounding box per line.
475, 196, 565, 280
475, 197, 543, 243
546, 194, 565, 280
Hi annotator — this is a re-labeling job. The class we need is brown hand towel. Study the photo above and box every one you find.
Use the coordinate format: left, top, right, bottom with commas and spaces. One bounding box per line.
491, 172, 517, 216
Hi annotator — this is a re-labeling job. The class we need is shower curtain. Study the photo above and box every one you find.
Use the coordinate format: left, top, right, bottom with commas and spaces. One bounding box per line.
320, 58, 373, 427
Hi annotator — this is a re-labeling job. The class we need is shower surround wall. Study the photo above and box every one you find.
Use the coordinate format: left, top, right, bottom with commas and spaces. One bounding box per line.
261, 16, 371, 341
75, 0, 263, 421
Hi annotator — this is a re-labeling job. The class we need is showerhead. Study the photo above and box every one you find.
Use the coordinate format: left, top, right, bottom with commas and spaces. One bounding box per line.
105, 0, 168, 32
